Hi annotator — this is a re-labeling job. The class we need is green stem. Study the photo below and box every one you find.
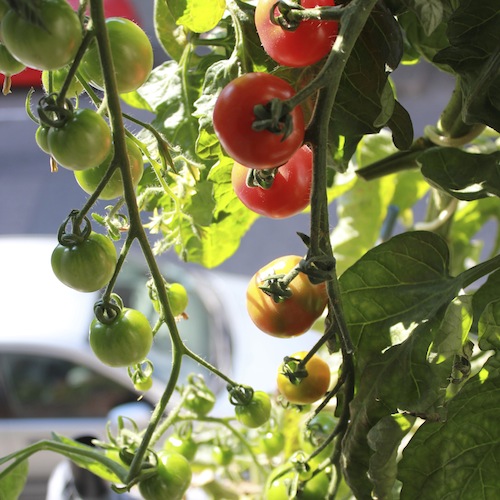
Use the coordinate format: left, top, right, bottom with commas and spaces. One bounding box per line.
460, 253, 500, 289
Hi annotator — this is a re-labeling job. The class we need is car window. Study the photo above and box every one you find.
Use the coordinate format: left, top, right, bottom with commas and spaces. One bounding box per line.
0, 353, 138, 418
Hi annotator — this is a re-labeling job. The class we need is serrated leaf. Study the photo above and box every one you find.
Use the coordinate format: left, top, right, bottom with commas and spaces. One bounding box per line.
343, 298, 470, 498
398, 354, 500, 499
167, 0, 226, 33
420, 148, 500, 200
0, 459, 28, 500
339, 231, 465, 370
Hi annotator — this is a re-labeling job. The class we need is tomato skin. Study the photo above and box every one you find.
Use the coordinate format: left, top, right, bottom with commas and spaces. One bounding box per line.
81, 17, 153, 94
213, 73, 305, 169
255, 0, 338, 68
300, 411, 336, 462
246, 255, 327, 338
0, 43, 25, 76
1, 0, 82, 71
35, 126, 51, 154
261, 431, 286, 457
74, 137, 144, 200
51, 231, 117, 293
139, 452, 192, 500
164, 435, 198, 461
133, 376, 153, 392
89, 308, 153, 367
48, 109, 112, 171
235, 391, 272, 428
232, 145, 313, 219
212, 445, 234, 466
277, 351, 331, 405
265, 464, 331, 500
42, 67, 84, 97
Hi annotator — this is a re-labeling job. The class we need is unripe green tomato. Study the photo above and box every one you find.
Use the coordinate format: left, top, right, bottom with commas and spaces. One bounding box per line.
89, 308, 153, 367
261, 430, 286, 457
35, 126, 51, 154
139, 452, 192, 500
164, 434, 198, 461
1, 0, 82, 70
0, 0, 9, 21
74, 137, 144, 200
51, 232, 117, 292
48, 108, 112, 171
151, 282, 189, 317
81, 17, 153, 94
212, 445, 233, 466
0, 43, 25, 76
235, 391, 272, 428
42, 67, 84, 97
184, 389, 215, 417
133, 376, 153, 392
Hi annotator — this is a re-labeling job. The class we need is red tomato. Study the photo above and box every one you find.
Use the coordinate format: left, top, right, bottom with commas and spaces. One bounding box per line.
246, 255, 327, 338
213, 73, 305, 169
232, 145, 313, 218
255, 0, 339, 67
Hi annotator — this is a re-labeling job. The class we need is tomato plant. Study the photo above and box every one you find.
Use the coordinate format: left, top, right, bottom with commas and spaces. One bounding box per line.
138, 452, 192, 500
212, 444, 234, 466
260, 430, 286, 457
255, 0, 339, 68
81, 17, 153, 94
51, 231, 117, 293
89, 305, 153, 367
213, 72, 305, 169
277, 352, 331, 405
42, 67, 84, 98
246, 255, 328, 337
234, 391, 272, 428
47, 109, 112, 171
164, 433, 198, 461
74, 137, 144, 200
0, 43, 25, 76
232, 145, 313, 218
0, 0, 82, 71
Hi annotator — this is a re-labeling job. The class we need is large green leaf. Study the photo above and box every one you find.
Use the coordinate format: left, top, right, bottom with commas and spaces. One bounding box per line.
343, 297, 472, 498
433, 0, 500, 131
420, 148, 500, 200
339, 231, 465, 370
154, 0, 188, 61
472, 270, 500, 334
0, 459, 28, 500
398, 353, 500, 499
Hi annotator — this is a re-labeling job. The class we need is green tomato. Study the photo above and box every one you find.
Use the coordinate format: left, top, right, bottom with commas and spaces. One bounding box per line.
139, 452, 192, 500
300, 412, 337, 463
212, 445, 233, 466
51, 231, 116, 292
1, 0, 82, 70
48, 108, 112, 171
0, 0, 9, 21
184, 388, 215, 417
74, 137, 144, 200
35, 126, 51, 154
235, 391, 272, 429
261, 430, 286, 457
81, 17, 153, 94
0, 43, 25, 76
89, 307, 153, 367
164, 435, 198, 461
42, 67, 84, 97
265, 464, 331, 500
133, 376, 153, 392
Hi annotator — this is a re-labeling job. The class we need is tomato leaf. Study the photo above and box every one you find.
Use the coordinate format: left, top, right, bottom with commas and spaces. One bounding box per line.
154, 0, 188, 61
402, 0, 446, 36
0, 459, 28, 500
398, 353, 500, 499
343, 298, 472, 498
472, 269, 500, 334
433, 0, 500, 131
166, 0, 226, 33
419, 148, 500, 200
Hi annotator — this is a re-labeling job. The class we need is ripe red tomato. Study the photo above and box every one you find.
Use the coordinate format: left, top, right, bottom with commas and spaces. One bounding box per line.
232, 145, 313, 218
277, 351, 331, 405
247, 255, 327, 338
213, 73, 305, 169
255, 0, 339, 68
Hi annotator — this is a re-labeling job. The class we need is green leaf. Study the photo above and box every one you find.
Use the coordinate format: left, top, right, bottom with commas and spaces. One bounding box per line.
331, 2, 414, 150
472, 269, 500, 334
343, 298, 470, 498
420, 148, 500, 200
404, 0, 445, 36
339, 231, 465, 370
433, 0, 500, 131
398, 354, 500, 499
154, 0, 188, 61
0, 459, 28, 500
478, 299, 500, 352
167, 0, 226, 33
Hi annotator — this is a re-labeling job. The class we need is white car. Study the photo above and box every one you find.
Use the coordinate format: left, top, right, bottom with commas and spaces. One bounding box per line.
0, 235, 321, 498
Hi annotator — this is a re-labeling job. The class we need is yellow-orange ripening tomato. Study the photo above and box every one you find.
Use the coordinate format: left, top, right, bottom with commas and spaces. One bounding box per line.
277, 351, 331, 405
246, 255, 327, 338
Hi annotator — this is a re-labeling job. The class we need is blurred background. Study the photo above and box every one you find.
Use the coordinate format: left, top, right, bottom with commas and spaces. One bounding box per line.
0, 1, 456, 276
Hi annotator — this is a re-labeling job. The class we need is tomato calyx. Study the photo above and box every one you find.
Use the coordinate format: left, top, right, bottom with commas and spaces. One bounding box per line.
129, 360, 154, 392
245, 167, 278, 190
252, 97, 295, 140
57, 210, 92, 246
94, 294, 124, 325
280, 355, 310, 386
258, 263, 302, 303
271, 0, 344, 31
37, 93, 74, 129
227, 384, 254, 406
